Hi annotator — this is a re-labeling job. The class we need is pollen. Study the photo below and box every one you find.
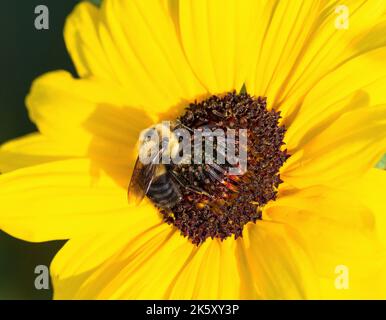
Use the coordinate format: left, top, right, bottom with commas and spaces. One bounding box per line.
161, 92, 289, 245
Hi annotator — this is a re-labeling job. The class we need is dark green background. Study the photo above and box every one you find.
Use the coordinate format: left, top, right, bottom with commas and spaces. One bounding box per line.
0, 0, 80, 300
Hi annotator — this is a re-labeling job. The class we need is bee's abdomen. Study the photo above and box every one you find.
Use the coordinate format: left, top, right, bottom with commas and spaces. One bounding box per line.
147, 173, 181, 209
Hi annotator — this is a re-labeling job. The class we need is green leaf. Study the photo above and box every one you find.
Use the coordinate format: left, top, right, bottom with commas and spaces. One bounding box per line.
375, 154, 386, 169
88, 0, 102, 6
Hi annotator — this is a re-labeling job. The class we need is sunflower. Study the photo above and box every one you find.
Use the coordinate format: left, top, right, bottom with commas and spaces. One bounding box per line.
1, 0, 386, 299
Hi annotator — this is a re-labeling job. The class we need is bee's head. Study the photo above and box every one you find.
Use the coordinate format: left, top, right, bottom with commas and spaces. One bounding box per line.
138, 122, 180, 160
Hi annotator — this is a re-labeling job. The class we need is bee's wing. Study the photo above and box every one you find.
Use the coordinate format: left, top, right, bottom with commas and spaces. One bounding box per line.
128, 158, 157, 205
128, 146, 166, 205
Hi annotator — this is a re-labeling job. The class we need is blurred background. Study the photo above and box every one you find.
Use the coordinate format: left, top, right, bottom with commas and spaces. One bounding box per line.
0, 0, 81, 299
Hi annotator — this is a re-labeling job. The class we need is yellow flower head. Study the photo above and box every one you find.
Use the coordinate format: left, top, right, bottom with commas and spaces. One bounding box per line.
1, 0, 386, 299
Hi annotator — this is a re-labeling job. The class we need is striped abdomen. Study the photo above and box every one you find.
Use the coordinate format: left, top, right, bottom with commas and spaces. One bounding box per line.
147, 172, 181, 209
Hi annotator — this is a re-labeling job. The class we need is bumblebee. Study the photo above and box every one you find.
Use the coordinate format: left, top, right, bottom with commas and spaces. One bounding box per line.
128, 121, 235, 209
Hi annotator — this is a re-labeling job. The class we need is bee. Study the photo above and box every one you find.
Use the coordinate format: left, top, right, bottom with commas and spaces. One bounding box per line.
128, 121, 237, 209
127, 122, 179, 208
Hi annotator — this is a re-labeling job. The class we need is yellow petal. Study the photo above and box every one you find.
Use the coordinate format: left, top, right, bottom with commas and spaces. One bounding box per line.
167, 238, 243, 299
51, 223, 163, 284
53, 225, 195, 299
240, 221, 319, 299
0, 133, 74, 173
64, 1, 115, 82
53, 230, 246, 299
271, 0, 386, 116
65, 1, 206, 115
285, 47, 386, 151
247, 0, 323, 99
26, 70, 152, 166
318, 257, 386, 299
0, 158, 160, 242
178, 0, 266, 94
345, 168, 386, 248
266, 185, 386, 299
267, 185, 375, 231
283, 105, 386, 188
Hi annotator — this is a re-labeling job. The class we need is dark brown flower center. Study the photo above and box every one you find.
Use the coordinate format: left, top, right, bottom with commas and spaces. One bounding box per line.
161, 92, 289, 245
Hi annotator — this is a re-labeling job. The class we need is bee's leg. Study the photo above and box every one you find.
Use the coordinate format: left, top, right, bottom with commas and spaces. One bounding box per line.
211, 110, 225, 118
169, 170, 212, 198
205, 165, 223, 183
175, 120, 194, 133
185, 185, 212, 197
205, 163, 238, 192
207, 162, 227, 174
